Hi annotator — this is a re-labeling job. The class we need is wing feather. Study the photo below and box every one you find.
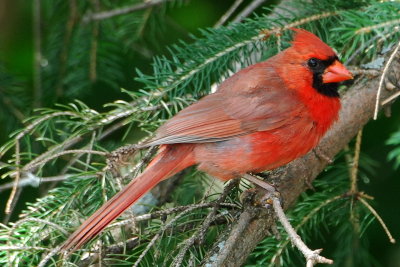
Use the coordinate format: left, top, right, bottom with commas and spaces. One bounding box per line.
143, 64, 304, 147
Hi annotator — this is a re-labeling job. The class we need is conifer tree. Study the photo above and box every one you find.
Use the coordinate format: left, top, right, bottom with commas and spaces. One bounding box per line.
0, 0, 399, 266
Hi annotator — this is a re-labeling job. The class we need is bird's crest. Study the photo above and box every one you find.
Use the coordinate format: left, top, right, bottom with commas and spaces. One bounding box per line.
290, 28, 336, 59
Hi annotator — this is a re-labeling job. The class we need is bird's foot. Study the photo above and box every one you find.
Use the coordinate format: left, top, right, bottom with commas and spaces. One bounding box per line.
242, 173, 283, 208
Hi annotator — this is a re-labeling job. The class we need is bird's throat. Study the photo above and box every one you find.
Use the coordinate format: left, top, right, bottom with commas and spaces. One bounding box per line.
312, 76, 340, 98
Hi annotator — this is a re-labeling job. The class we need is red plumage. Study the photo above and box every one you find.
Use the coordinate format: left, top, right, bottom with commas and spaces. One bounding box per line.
61, 28, 352, 252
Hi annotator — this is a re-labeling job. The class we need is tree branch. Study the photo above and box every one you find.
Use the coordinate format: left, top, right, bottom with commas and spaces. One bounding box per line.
83, 0, 173, 23
231, 0, 266, 23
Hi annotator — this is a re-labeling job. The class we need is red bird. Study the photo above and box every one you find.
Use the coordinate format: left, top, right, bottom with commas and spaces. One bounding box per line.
62, 28, 352, 251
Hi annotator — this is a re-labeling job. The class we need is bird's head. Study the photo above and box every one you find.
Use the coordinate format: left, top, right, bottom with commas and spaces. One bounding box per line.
285, 28, 353, 97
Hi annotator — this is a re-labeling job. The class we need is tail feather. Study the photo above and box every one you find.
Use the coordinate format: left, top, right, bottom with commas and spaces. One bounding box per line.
61, 144, 194, 252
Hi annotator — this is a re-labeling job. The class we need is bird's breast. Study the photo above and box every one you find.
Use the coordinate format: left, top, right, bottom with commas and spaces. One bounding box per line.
193, 117, 322, 180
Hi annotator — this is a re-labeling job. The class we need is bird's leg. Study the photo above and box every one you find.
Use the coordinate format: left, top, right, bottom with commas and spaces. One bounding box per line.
242, 173, 280, 219
313, 147, 333, 164
243, 173, 277, 193
243, 173, 282, 207
243, 173, 333, 267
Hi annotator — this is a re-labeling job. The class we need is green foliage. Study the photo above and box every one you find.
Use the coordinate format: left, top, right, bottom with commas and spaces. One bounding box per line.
0, 67, 29, 141
387, 128, 400, 169
0, 0, 399, 266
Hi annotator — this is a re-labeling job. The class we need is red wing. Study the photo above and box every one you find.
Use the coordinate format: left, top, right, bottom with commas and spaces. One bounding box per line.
144, 65, 304, 147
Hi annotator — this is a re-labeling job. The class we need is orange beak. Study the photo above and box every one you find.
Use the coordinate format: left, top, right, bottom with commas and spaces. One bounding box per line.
322, 60, 353, 83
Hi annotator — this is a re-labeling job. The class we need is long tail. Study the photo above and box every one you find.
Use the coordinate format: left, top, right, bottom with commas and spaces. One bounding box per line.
61, 144, 195, 252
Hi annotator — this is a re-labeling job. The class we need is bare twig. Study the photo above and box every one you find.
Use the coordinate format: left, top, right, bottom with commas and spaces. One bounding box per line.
232, 0, 266, 23
232, 173, 330, 266
83, 0, 173, 23
358, 195, 395, 244
5, 140, 20, 214
381, 90, 400, 106
270, 194, 343, 265
85, 132, 97, 171
0, 174, 75, 192
350, 130, 363, 193
38, 245, 62, 267
271, 197, 333, 266
348, 129, 363, 234
133, 233, 160, 267
373, 39, 400, 120
98, 118, 130, 140
214, 0, 244, 27
3, 188, 21, 224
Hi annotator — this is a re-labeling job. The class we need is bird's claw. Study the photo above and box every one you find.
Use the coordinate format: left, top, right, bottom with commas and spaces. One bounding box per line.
260, 191, 283, 209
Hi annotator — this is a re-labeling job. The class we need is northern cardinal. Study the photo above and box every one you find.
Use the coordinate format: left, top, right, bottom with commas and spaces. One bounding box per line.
61, 28, 352, 252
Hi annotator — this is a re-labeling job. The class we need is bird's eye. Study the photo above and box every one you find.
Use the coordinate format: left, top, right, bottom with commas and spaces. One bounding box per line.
307, 58, 319, 68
